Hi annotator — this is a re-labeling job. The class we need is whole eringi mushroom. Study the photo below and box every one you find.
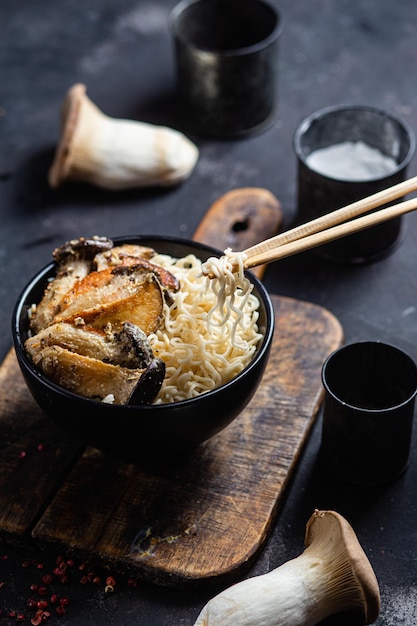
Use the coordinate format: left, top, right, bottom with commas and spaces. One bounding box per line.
48, 83, 199, 190
193, 509, 380, 626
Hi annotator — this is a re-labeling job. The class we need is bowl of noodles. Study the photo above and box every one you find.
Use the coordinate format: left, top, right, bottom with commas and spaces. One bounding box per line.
12, 235, 274, 462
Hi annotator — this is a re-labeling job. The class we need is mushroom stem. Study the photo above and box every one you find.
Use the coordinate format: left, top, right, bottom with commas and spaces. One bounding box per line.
48, 83, 199, 190
193, 510, 380, 626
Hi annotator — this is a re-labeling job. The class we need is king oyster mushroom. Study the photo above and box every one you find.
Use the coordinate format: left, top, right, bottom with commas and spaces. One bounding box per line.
94, 247, 180, 294
48, 83, 199, 190
26, 314, 165, 405
33, 344, 165, 405
30, 236, 113, 334
25, 236, 183, 405
94, 244, 156, 270
25, 321, 155, 370
52, 264, 165, 335
193, 509, 380, 626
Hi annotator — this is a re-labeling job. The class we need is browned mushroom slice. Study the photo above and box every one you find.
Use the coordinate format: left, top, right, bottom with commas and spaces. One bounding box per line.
127, 358, 166, 406
77, 278, 163, 335
94, 244, 156, 270
126, 257, 180, 293
53, 236, 114, 264
95, 247, 180, 293
31, 236, 113, 333
53, 265, 164, 335
25, 321, 155, 369
33, 345, 164, 405
117, 322, 155, 368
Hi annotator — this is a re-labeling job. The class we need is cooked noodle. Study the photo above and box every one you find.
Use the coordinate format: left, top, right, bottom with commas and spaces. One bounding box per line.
202, 248, 251, 345
148, 251, 262, 404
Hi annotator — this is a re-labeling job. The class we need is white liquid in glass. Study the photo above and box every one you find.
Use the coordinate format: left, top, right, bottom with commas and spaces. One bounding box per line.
306, 140, 397, 181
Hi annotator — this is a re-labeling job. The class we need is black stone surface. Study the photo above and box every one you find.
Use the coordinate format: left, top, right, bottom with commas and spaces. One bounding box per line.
2, 0, 417, 623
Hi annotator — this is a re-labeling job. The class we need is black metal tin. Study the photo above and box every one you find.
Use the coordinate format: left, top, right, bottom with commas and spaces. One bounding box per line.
321, 341, 417, 485
294, 105, 415, 263
169, 0, 283, 137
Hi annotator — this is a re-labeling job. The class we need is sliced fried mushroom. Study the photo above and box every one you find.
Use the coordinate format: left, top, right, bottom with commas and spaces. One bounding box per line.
125, 257, 180, 294
94, 244, 156, 270
193, 509, 380, 626
30, 236, 113, 333
117, 321, 155, 369
53, 236, 114, 265
127, 358, 166, 406
94, 245, 180, 293
52, 265, 164, 335
32, 344, 164, 404
55, 266, 125, 314
26, 236, 172, 405
25, 321, 155, 369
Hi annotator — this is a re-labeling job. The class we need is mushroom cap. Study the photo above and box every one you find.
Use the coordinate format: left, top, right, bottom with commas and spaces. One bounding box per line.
48, 83, 86, 188
305, 510, 380, 625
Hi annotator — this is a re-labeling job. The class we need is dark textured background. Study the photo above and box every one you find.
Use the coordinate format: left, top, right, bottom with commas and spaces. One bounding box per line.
2, 1, 417, 623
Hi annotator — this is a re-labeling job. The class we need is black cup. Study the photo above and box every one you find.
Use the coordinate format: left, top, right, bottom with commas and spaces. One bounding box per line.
321, 341, 417, 486
294, 105, 415, 263
169, 0, 283, 137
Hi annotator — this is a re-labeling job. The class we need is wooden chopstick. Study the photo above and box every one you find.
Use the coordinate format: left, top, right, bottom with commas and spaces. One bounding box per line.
242, 175, 417, 263
243, 197, 417, 269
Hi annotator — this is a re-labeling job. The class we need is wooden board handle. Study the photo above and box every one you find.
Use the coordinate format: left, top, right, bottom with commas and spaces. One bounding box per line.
192, 188, 283, 279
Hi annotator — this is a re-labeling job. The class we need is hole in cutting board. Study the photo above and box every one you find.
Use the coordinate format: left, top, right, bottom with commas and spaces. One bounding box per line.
232, 217, 250, 232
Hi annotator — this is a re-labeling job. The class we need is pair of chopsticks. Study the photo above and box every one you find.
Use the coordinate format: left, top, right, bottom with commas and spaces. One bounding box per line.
241, 176, 417, 270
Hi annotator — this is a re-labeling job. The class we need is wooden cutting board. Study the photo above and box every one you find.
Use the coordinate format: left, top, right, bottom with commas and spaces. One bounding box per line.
0, 189, 343, 588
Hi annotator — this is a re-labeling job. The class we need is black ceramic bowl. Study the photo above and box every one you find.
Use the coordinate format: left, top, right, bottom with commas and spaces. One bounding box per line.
12, 236, 274, 462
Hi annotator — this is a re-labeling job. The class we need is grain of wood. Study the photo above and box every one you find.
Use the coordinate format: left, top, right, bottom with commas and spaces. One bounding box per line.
0, 296, 342, 586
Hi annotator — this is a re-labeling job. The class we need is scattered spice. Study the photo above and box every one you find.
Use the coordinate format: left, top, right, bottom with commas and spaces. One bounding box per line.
16, 443, 45, 460
36, 600, 48, 610
104, 575, 116, 594
0, 543, 140, 623
31, 609, 51, 625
